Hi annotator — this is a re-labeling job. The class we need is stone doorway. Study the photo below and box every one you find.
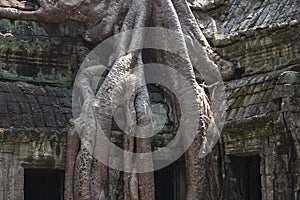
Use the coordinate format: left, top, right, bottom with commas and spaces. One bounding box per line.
229, 155, 262, 200
24, 169, 64, 200
154, 159, 186, 200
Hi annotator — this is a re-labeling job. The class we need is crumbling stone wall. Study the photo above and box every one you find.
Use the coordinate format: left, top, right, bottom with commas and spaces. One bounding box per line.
0, 81, 72, 199
189, 0, 300, 199
0, 129, 66, 199
0, 16, 85, 199
0, 19, 86, 87
222, 69, 300, 199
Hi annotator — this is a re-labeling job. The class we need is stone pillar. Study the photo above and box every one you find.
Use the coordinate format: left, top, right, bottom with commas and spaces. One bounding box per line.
292, 144, 300, 199
0, 154, 4, 200
0, 145, 14, 200
13, 164, 24, 200
261, 135, 292, 200
261, 138, 275, 200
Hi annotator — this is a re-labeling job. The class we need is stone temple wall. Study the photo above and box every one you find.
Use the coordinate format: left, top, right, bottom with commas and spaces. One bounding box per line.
222, 69, 300, 199
0, 19, 85, 87
0, 19, 77, 199
0, 82, 72, 199
191, 0, 300, 199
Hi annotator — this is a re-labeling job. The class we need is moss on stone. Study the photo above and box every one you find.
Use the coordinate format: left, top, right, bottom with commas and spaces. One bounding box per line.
0, 19, 13, 32
58, 72, 73, 86
0, 36, 51, 52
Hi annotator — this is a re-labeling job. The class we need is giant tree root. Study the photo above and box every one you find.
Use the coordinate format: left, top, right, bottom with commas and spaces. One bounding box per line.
0, 0, 230, 199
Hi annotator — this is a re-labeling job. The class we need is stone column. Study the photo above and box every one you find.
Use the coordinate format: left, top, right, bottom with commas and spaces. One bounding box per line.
261, 138, 275, 200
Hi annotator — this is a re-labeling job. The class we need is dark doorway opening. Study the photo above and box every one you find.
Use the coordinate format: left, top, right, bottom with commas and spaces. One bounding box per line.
24, 169, 64, 200
154, 159, 186, 200
229, 155, 262, 200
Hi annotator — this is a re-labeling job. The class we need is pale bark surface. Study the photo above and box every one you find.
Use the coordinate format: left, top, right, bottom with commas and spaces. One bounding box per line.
0, 0, 231, 199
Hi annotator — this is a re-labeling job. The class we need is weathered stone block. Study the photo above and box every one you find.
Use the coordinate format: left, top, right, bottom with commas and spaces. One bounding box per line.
277, 71, 300, 85
281, 97, 300, 112
273, 84, 295, 99
265, 175, 275, 188
265, 156, 275, 175
275, 155, 289, 174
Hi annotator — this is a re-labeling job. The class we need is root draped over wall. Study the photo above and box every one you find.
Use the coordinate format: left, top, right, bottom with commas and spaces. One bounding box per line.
0, 0, 227, 199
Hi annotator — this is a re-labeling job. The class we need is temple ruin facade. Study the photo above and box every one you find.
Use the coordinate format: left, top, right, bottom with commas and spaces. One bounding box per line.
0, 0, 299, 199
